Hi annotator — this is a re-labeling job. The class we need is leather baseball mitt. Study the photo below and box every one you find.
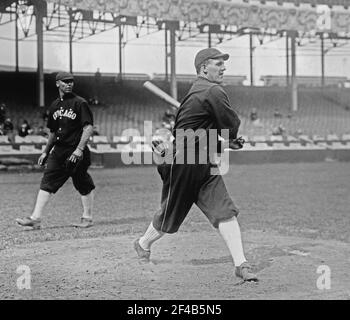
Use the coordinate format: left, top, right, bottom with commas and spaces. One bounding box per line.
228, 136, 245, 150
64, 149, 83, 174
152, 139, 168, 157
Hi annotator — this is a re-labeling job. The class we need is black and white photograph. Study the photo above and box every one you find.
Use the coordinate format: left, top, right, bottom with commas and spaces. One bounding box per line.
0, 0, 349, 307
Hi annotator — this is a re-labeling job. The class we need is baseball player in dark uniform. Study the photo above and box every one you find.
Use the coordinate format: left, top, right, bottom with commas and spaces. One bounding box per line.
16, 72, 95, 229
134, 48, 258, 281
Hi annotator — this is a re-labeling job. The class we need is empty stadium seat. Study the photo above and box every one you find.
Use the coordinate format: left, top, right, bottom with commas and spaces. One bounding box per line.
19, 145, 39, 153
285, 135, 299, 142
326, 134, 341, 143
0, 136, 10, 143
25, 135, 48, 143
92, 135, 109, 143
14, 135, 26, 144
341, 134, 350, 143
0, 145, 17, 153
96, 144, 115, 152
284, 135, 303, 148
311, 135, 326, 144
327, 141, 349, 149
132, 136, 147, 144
113, 136, 132, 143
298, 135, 313, 144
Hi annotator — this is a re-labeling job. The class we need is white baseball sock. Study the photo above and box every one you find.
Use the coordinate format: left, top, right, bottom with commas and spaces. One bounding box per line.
218, 217, 247, 267
31, 189, 52, 220
139, 222, 164, 251
81, 190, 94, 220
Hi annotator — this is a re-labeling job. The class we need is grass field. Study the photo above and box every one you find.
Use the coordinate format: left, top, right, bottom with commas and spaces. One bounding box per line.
0, 162, 349, 299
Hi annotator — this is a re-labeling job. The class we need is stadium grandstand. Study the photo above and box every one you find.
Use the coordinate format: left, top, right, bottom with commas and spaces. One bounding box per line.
1, 71, 349, 140
0, 0, 350, 164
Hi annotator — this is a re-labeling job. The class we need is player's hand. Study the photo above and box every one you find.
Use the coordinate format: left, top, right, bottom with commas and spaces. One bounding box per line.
152, 139, 168, 157
38, 152, 48, 166
228, 136, 245, 150
68, 148, 83, 163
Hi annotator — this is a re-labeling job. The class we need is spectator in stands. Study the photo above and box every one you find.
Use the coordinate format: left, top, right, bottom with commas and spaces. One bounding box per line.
18, 119, 32, 137
35, 125, 49, 138
93, 67, 102, 104
295, 129, 303, 136
249, 108, 258, 122
0, 103, 7, 124
3, 118, 14, 143
273, 108, 282, 118
162, 110, 176, 130
95, 68, 101, 89
272, 124, 286, 136
42, 108, 50, 123
0, 103, 7, 135
249, 107, 263, 127
88, 97, 100, 106
92, 125, 100, 136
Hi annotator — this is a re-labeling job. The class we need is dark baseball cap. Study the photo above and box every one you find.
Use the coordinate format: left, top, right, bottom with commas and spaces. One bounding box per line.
194, 48, 229, 70
56, 71, 74, 81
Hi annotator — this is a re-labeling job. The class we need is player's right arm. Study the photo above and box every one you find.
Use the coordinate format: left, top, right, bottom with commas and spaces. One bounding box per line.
38, 131, 56, 166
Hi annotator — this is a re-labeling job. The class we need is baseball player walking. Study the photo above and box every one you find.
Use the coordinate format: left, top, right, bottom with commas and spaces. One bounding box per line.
16, 72, 95, 229
134, 48, 258, 281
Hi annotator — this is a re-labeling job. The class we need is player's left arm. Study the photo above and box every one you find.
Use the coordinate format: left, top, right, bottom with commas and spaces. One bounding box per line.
207, 85, 241, 139
69, 101, 94, 163
68, 124, 94, 163
207, 85, 244, 150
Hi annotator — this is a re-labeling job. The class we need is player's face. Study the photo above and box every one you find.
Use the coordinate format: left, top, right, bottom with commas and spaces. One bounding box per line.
204, 58, 226, 84
57, 79, 74, 95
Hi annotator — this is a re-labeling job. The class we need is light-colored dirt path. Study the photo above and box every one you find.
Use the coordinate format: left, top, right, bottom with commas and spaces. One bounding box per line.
1, 228, 349, 300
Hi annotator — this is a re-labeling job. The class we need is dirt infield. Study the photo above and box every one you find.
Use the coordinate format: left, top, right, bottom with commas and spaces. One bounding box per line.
1, 162, 350, 299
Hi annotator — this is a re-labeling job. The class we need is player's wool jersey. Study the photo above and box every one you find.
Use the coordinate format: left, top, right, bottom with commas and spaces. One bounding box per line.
173, 76, 241, 157
47, 93, 93, 147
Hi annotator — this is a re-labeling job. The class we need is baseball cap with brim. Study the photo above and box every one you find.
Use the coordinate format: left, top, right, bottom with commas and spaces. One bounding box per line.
56, 71, 74, 81
194, 48, 229, 70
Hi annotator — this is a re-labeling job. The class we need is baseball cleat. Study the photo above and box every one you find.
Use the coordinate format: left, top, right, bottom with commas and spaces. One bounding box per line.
133, 238, 151, 262
16, 217, 41, 230
72, 217, 93, 228
235, 262, 258, 282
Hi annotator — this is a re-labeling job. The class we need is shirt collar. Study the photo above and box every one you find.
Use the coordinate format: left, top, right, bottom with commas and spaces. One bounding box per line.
59, 92, 75, 101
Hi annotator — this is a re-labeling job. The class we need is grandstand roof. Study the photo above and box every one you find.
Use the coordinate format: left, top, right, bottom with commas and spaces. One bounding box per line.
42, 0, 317, 33
2, 1, 350, 34
257, 0, 350, 8
42, 0, 347, 34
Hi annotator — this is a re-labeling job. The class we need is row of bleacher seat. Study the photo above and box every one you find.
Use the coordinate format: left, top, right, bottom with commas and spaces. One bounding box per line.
2, 133, 350, 146
3, 82, 350, 141
1, 133, 350, 154
84, 133, 350, 152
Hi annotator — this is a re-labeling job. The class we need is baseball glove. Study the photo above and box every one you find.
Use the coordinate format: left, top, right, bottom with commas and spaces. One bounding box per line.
64, 157, 81, 174
151, 139, 168, 157
64, 150, 83, 174
228, 136, 245, 150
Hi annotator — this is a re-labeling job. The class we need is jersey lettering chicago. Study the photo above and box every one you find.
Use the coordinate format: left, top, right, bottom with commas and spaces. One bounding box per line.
52, 108, 77, 120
